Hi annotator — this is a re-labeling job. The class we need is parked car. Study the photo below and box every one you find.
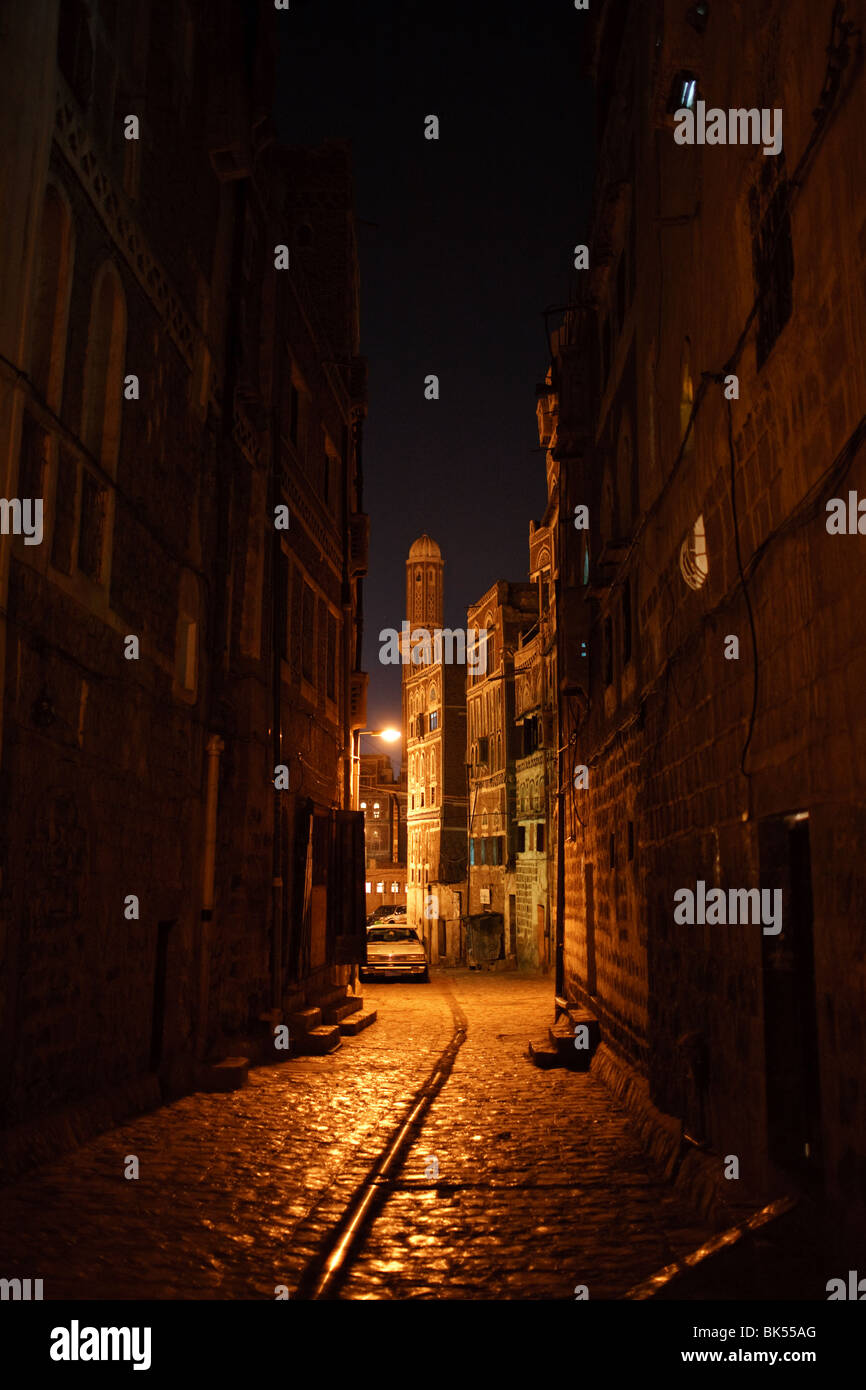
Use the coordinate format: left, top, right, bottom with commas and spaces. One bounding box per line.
361, 925, 429, 982
366, 903, 407, 926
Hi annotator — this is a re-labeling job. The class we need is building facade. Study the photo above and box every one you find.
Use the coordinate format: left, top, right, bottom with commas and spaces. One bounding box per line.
513, 503, 560, 971
359, 752, 406, 915
550, 0, 866, 1228
466, 580, 537, 964
0, 0, 367, 1145
402, 535, 467, 963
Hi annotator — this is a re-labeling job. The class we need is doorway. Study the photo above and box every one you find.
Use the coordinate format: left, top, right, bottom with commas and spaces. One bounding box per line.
759, 813, 822, 1185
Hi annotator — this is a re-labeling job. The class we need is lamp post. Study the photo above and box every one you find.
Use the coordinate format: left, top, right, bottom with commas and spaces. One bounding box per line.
352, 726, 400, 810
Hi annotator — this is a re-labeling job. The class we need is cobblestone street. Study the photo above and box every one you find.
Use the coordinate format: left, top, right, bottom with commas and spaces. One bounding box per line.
0, 972, 713, 1300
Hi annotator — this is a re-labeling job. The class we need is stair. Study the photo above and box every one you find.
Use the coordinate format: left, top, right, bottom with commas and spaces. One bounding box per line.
323, 997, 364, 1026
528, 1005, 601, 1071
305, 1025, 342, 1055
197, 1056, 250, 1092
527, 1040, 560, 1068
285, 1007, 341, 1056
339, 1008, 377, 1036
287, 1007, 322, 1035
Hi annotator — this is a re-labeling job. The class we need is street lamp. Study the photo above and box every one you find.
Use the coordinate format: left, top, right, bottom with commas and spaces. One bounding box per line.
352, 727, 401, 809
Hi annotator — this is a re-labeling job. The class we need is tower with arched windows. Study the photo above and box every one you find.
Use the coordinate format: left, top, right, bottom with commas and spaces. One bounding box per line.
402, 535, 467, 962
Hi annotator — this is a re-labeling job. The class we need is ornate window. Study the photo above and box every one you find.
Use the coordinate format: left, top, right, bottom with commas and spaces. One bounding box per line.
680, 515, 709, 590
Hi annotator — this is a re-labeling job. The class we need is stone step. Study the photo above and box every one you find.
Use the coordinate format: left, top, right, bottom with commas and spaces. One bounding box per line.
339, 1007, 377, 1036
528, 1040, 561, 1069
303, 1025, 342, 1055
197, 1057, 249, 1092
323, 997, 364, 1025
549, 1014, 600, 1070
287, 1007, 322, 1036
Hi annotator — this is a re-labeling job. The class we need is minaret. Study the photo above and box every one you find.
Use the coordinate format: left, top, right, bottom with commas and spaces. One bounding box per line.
405, 533, 443, 631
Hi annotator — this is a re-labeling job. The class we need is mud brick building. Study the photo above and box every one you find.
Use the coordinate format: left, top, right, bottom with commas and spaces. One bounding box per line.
465, 580, 537, 963
548, 0, 866, 1229
402, 534, 467, 963
513, 474, 560, 972
359, 752, 406, 915
0, 0, 367, 1147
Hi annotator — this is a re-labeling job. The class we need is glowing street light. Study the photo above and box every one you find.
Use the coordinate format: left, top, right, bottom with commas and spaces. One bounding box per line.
352, 726, 401, 807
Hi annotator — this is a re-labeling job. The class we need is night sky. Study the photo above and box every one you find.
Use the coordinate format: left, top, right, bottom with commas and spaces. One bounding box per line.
275, 0, 594, 749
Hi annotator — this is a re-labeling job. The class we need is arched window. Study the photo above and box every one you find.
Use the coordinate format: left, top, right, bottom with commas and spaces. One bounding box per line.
30, 183, 74, 410
82, 262, 126, 475
680, 515, 709, 589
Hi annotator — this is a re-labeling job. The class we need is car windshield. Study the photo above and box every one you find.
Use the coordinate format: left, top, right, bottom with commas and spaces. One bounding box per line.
367, 928, 421, 943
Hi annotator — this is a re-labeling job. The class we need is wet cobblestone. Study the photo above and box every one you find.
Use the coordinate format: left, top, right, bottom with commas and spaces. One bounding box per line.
0, 972, 712, 1299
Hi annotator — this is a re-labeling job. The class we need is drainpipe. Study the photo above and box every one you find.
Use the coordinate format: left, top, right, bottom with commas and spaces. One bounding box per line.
198, 733, 224, 1057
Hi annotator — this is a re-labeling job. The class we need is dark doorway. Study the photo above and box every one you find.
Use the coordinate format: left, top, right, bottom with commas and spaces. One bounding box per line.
508, 893, 517, 955
584, 863, 597, 996
150, 920, 173, 1071
759, 813, 822, 1186
438, 919, 446, 960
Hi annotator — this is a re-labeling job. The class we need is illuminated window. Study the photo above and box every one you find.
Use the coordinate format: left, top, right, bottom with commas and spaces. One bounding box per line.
365, 881, 372, 894
360, 801, 367, 811
680, 515, 709, 590
390, 882, 399, 893
668, 71, 698, 113
680, 340, 695, 453
376, 881, 384, 893
373, 802, 380, 819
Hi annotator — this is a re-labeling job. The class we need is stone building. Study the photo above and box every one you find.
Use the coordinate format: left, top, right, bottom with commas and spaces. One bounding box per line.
402, 535, 467, 963
513, 503, 560, 971
550, 0, 866, 1230
466, 580, 537, 964
359, 752, 406, 915
0, 0, 367, 1148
